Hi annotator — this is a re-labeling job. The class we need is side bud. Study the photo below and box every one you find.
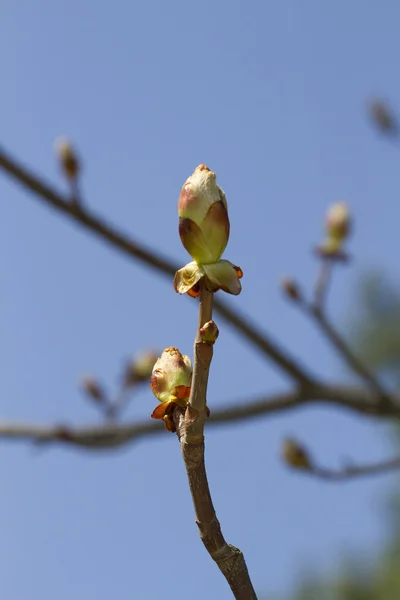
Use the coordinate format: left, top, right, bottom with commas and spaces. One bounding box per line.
199, 320, 219, 344
282, 438, 312, 470
178, 164, 230, 264
150, 347, 192, 420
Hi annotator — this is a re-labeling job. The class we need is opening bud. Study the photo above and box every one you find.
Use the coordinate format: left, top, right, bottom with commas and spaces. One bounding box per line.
178, 165, 230, 264
370, 99, 397, 135
150, 347, 192, 420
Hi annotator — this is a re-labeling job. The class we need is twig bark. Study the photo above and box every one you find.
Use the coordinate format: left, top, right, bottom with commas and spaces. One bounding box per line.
174, 283, 257, 599
0, 145, 313, 387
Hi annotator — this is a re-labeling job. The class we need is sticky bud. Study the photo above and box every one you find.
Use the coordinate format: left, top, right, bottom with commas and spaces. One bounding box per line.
150, 347, 192, 420
199, 320, 219, 344
282, 438, 312, 470
175, 165, 243, 297
54, 136, 80, 180
178, 164, 230, 264
81, 376, 105, 403
281, 277, 301, 302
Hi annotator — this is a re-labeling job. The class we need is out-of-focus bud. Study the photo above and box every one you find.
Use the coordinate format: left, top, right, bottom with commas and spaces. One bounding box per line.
123, 350, 158, 387
282, 438, 312, 470
178, 164, 230, 264
316, 202, 351, 259
80, 375, 105, 403
150, 347, 192, 420
370, 99, 397, 135
199, 320, 219, 344
326, 202, 351, 242
54, 137, 80, 180
280, 277, 302, 302
174, 260, 243, 297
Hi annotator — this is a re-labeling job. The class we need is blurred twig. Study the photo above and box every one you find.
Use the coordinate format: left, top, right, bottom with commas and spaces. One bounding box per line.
305, 300, 390, 403
284, 260, 391, 403
1, 384, 400, 450
310, 456, 400, 482
0, 145, 313, 387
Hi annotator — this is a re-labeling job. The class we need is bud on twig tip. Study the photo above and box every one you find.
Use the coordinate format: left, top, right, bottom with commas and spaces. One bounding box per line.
175, 165, 242, 296
369, 99, 398, 135
54, 136, 80, 180
80, 375, 105, 403
282, 438, 312, 470
280, 277, 301, 302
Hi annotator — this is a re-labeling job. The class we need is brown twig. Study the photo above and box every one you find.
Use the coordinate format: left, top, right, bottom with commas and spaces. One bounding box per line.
174, 282, 257, 599
106, 386, 135, 422
0, 145, 313, 387
1, 383, 400, 450
310, 456, 400, 482
309, 305, 390, 402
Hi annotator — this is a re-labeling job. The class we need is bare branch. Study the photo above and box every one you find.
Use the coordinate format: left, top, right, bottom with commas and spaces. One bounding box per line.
0, 145, 313, 387
310, 456, 400, 482
1, 383, 400, 450
282, 437, 400, 482
174, 280, 257, 600
174, 282, 257, 599
309, 305, 390, 402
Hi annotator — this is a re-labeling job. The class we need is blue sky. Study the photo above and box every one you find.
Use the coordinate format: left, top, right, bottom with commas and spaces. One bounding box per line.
1, 1, 400, 598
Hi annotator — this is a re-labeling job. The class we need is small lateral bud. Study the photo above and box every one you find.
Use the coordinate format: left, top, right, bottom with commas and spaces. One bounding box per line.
54, 136, 80, 180
150, 347, 192, 420
282, 438, 312, 470
280, 277, 301, 302
199, 320, 219, 344
163, 414, 177, 433
370, 99, 397, 135
80, 375, 105, 403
